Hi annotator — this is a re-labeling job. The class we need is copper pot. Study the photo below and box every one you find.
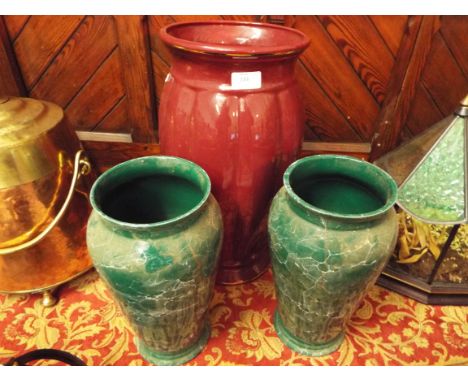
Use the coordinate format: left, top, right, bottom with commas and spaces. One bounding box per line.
0, 96, 94, 305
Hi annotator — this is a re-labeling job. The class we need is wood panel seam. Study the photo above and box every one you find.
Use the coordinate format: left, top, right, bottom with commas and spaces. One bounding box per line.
141, 15, 158, 142
419, 29, 466, 117
418, 32, 446, 117
0, 16, 27, 96
92, 94, 126, 132
317, 16, 381, 110
298, 57, 364, 141
114, 16, 157, 143
421, 79, 446, 118
27, 16, 86, 92
367, 16, 397, 60
151, 15, 176, 67
63, 44, 119, 110
370, 16, 439, 160
438, 30, 468, 83
7, 15, 31, 43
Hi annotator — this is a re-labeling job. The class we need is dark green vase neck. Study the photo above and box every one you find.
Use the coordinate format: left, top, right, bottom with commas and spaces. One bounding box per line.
283, 155, 398, 230
97, 202, 207, 239
284, 190, 385, 230
90, 156, 212, 238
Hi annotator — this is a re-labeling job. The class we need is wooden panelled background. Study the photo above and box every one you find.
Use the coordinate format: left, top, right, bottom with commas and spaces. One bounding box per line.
0, 15, 467, 168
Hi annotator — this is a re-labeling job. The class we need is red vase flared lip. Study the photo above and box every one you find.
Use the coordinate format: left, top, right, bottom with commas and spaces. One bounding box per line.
159, 20, 310, 58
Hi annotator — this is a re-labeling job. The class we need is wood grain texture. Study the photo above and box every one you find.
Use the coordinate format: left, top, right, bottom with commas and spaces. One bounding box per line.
83, 141, 370, 174
422, 32, 468, 116
0, 17, 26, 96
82, 141, 161, 173
319, 16, 394, 104
150, 50, 170, 109
370, 16, 440, 161
222, 15, 258, 22
148, 15, 174, 64
302, 141, 370, 153
3, 16, 30, 41
149, 15, 361, 142
3, 15, 466, 152
148, 16, 174, 104
170, 15, 224, 23
440, 15, 468, 78
294, 16, 379, 140
30, 16, 117, 107
257, 16, 296, 27
405, 84, 444, 136
94, 96, 129, 133
370, 16, 408, 57
66, 49, 125, 131
377, 15, 449, 139
149, 15, 225, 102
114, 16, 156, 143
297, 61, 361, 142
13, 16, 84, 89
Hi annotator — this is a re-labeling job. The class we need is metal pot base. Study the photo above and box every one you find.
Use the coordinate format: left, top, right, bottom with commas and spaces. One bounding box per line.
0, 266, 93, 307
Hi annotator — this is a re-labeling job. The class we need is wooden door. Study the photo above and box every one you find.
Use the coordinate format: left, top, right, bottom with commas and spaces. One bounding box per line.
1, 15, 467, 169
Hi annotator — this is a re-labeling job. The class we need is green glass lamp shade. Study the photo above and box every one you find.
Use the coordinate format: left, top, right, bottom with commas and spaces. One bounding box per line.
374, 96, 468, 305
398, 116, 467, 224
376, 96, 468, 225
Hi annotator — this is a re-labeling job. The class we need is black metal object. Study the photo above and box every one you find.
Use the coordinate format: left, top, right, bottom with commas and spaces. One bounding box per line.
377, 223, 468, 306
3, 349, 86, 366
374, 97, 468, 305
378, 273, 468, 306
427, 224, 461, 284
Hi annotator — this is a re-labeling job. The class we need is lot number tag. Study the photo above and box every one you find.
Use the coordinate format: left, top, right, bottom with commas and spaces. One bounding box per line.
231, 71, 262, 90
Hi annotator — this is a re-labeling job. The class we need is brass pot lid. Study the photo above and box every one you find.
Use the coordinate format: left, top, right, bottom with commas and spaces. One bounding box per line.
0, 96, 63, 148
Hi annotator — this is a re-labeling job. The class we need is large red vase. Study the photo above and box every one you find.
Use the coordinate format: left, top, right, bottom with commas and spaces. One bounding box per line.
159, 21, 309, 284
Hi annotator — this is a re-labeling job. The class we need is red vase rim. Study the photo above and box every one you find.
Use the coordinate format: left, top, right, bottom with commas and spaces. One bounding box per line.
159, 20, 310, 58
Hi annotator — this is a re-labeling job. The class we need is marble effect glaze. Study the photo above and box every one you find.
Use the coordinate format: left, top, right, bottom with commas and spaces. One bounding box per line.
86, 156, 223, 365
268, 155, 398, 356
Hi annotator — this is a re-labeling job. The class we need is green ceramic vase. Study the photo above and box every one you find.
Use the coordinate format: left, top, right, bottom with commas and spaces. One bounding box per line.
268, 155, 398, 356
86, 156, 223, 365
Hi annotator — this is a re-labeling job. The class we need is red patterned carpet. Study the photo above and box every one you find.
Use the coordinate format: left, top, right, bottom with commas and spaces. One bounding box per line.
0, 268, 467, 366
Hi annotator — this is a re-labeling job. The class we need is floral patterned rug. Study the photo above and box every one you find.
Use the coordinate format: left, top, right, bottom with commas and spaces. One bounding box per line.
0, 268, 467, 366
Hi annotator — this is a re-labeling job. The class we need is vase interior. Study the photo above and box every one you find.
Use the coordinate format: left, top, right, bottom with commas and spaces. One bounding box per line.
166, 22, 305, 49
287, 155, 397, 217
91, 157, 209, 225
292, 175, 384, 215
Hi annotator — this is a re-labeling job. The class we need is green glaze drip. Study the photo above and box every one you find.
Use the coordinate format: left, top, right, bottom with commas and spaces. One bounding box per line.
100, 174, 204, 224
292, 176, 384, 215
269, 155, 398, 357
86, 156, 223, 365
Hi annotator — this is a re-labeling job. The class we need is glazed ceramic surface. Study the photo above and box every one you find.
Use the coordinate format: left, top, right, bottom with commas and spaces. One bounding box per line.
268, 155, 398, 356
159, 21, 309, 284
86, 156, 223, 365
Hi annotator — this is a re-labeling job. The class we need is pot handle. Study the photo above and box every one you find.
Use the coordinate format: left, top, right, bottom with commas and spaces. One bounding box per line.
4, 348, 87, 366
0, 150, 91, 255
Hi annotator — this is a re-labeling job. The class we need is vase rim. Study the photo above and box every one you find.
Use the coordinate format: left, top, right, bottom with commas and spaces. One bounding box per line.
89, 155, 211, 230
283, 154, 398, 221
159, 20, 310, 59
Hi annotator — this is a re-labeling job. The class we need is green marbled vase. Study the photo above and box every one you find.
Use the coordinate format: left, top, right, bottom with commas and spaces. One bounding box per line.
268, 155, 398, 356
86, 156, 223, 365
